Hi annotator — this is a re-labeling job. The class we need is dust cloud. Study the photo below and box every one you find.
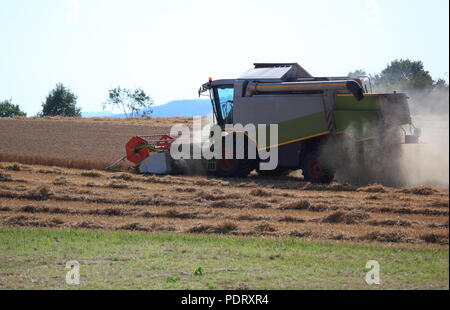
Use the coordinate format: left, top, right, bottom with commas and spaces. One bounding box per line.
400, 114, 449, 188
324, 88, 449, 188
172, 114, 213, 175
399, 87, 449, 188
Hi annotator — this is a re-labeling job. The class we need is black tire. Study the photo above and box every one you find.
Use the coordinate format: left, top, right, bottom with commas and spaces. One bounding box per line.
257, 168, 291, 177
215, 136, 254, 178
301, 152, 334, 184
216, 157, 253, 177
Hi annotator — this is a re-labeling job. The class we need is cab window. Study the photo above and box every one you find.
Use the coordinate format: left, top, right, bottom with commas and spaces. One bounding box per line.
212, 86, 234, 125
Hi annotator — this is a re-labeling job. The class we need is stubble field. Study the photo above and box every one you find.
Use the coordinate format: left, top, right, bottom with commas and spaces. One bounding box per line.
0, 117, 448, 289
0, 117, 448, 244
0, 162, 448, 245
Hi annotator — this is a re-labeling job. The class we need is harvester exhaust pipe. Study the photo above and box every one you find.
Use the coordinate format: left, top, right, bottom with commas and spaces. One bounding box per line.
245, 80, 364, 101
345, 80, 364, 101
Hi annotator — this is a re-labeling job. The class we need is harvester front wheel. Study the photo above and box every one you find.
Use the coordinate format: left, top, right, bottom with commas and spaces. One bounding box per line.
301, 152, 334, 184
216, 157, 253, 178
216, 136, 254, 178
257, 168, 291, 177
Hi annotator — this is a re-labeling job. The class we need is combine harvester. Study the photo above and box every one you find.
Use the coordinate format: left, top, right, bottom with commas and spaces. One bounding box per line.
108, 63, 421, 184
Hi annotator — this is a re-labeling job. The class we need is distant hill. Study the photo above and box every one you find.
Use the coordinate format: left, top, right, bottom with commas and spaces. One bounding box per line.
82, 99, 211, 118
81, 111, 117, 118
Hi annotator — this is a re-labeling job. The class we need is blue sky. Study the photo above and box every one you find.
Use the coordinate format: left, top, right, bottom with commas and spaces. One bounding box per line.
0, 0, 448, 115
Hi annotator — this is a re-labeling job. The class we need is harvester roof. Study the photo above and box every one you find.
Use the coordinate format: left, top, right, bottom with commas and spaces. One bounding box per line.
239, 63, 312, 81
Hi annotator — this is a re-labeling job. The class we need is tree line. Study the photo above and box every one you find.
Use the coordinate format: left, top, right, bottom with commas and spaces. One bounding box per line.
0, 84, 153, 118
1, 59, 448, 118
348, 59, 448, 93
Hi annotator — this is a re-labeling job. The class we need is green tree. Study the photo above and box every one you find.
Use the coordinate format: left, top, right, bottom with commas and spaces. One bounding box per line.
103, 86, 154, 117
41, 83, 81, 117
433, 78, 449, 90
347, 69, 367, 78
373, 59, 434, 92
0, 99, 27, 117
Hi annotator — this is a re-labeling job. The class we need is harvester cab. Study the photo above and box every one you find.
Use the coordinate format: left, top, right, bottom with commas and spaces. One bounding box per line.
199, 79, 235, 127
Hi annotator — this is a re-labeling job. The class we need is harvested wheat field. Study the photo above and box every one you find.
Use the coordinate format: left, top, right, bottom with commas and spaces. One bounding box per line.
0, 118, 448, 289
0, 161, 448, 246
0, 117, 448, 246
0, 117, 191, 169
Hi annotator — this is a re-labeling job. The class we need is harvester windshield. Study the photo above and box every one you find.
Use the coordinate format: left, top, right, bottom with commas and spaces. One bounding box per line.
198, 79, 235, 126
213, 86, 234, 125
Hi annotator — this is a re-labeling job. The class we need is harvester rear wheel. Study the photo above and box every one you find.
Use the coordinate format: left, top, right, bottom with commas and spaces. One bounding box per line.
301, 152, 334, 184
